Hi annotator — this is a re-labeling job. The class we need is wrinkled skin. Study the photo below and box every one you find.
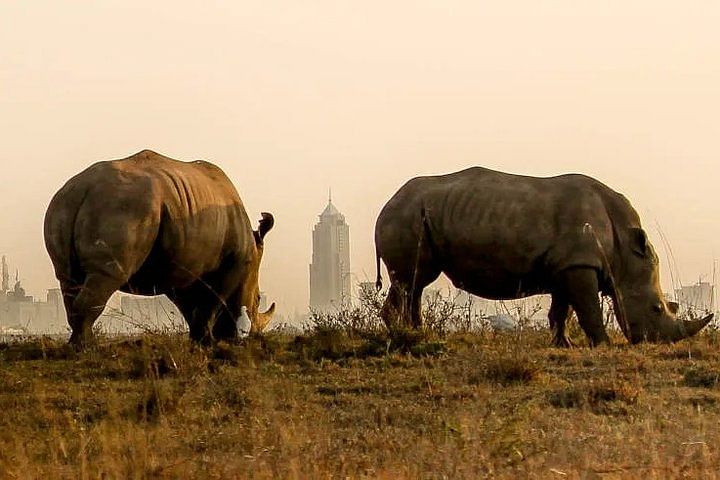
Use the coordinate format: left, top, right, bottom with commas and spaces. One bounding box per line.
375, 167, 712, 346
44, 150, 275, 347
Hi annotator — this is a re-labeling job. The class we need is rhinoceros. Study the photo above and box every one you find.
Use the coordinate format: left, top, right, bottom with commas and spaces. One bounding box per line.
374, 167, 713, 346
44, 150, 275, 347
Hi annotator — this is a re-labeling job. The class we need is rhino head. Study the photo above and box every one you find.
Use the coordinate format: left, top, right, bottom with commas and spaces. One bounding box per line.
613, 228, 713, 343
243, 212, 276, 333
213, 212, 277, 340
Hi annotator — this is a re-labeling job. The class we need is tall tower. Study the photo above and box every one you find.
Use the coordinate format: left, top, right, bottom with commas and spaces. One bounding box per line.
309, 192, 351, 312
1, 256, 8, 294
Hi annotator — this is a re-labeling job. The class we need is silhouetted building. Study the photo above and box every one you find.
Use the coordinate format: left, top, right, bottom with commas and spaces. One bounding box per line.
309, 193, 351, 312
2, 256, 9, 293
0, 256, 192, 336
675, 281, 714, 313
259, 291, 268, 313
0, 259, 67, 334
111, 294, 183, 334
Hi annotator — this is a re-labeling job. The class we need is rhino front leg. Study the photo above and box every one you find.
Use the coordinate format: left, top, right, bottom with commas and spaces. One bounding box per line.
556, 267, 610, 347
170, 283, 221, 345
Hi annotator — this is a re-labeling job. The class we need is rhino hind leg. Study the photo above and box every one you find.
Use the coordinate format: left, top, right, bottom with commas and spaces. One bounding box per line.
381, 283, 411, 329
381, 269, 440, 330
410, 286, 424, 329
556, 268, 610, 347
548, 297, 574, 348
66, 273, 123, 348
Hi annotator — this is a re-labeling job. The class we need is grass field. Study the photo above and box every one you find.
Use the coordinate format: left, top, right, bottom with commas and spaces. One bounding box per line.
1, 318, 720, 479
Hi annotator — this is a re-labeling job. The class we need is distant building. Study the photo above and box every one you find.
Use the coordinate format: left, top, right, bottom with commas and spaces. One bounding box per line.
0, 255, 191, 336
421, 284, 551, 328
309, 193, 351, 312
109, 294, 184, 334
0, 256, 67, 334
2, 256, 9, 293
259, 291, 268, 313
675, 281, 714, 313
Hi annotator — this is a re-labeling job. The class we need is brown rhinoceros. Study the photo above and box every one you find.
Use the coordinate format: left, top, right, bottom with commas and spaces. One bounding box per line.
44, 149, 275, 347
374, 166, 713, 346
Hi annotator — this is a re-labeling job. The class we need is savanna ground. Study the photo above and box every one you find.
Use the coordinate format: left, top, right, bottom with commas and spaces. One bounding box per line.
2, 297, 720, 479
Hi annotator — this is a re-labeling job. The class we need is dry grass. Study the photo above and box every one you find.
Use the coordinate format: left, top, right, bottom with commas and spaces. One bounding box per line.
2, 326, 720, 478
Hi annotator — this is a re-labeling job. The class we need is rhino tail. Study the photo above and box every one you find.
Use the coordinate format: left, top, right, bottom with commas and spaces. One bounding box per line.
375, 242, 382, 292
44, 183, 90, 288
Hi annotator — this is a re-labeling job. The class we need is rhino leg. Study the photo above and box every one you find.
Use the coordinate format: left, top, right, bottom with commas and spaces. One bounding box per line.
381, 283, 412, 329
212, 310, 237, 341
170, 284, 221, 345
381, 265, 440, 330
172, 267, 248, 345
410, 286, 424, 329
556, 268, 610, 347
548, 297, 574, 348
66, 273, 123, 348
177, 302, 216, 345
381, 282, 430, 329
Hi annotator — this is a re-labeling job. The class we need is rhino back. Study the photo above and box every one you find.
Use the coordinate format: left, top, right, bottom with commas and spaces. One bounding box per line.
45, 150, 254, 292
378, 167, 631, 298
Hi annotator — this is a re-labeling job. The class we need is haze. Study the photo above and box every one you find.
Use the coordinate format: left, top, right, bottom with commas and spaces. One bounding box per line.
1, 1, 719, 316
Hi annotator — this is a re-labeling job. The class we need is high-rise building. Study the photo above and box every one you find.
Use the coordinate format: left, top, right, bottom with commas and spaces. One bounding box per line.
675, 281, 715, 313
309, 193, 351, 312
2, 256, 9, 294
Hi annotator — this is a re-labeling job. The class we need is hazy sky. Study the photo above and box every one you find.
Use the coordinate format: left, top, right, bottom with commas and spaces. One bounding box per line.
1, 1, 719, 315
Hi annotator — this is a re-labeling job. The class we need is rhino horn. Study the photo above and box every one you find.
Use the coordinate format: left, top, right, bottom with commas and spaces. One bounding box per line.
660, 313, 714, 343
252, 302, 276, 333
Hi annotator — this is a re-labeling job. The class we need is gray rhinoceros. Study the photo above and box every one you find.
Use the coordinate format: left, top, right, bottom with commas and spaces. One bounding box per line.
374, 167, 712, 346
44, 150, 275, 347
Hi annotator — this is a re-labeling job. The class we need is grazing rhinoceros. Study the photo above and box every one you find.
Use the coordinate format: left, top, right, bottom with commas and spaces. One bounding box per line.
44, 150, 275, 347
375, 167, 713, 346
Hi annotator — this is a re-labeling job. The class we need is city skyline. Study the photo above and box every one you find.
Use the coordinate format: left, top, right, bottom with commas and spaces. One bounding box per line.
3, 174, 720, 318
0, 2, 718, 315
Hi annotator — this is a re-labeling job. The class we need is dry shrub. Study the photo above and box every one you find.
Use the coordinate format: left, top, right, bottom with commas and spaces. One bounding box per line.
208, 333, 291, 371
656, 339, 720, 361
684, 366, 720, 388
0, 337, 78, 361
480, 354, 544, 386
548, 379, 641, 414
385, 327, 446, 356
302, 290, 448, 360
291, 326, 446, 361
686, 393, 719, 407
293, 326, 360, 361
9, 325, 720, 477
202, 378, 251, 411
136, 380, 179, 423
421, 289, 481, 335
307, 286, 386, 337
85, 335, 208, 380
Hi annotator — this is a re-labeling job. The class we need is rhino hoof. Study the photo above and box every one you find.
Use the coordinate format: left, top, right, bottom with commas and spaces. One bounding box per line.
552, 335, 574, 348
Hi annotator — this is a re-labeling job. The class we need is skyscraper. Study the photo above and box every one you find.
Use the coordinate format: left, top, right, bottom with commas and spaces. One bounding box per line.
309, 193, 350, 312
1, 256, 8, 294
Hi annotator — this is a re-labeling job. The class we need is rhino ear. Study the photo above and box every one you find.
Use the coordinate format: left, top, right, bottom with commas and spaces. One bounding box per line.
630, 228, 649, 257
254, 212, 275, 245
